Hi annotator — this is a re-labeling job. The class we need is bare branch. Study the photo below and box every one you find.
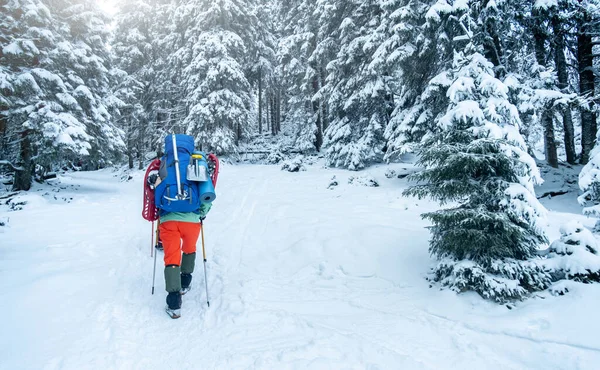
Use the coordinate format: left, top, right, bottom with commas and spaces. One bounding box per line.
0, 160, 24, 171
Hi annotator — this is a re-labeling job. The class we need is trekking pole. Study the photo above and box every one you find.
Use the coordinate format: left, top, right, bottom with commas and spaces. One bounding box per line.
152, 243, 158, 295
155, 219, 160, 249
200, 219, 210, 307
151, 221, 155, 257
152, 219, 161, 294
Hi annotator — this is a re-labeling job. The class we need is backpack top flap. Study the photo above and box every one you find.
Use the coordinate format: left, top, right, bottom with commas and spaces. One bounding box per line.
165, 134, 195, 157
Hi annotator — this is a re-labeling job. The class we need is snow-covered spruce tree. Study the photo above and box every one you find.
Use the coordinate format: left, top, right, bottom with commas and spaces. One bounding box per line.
322, 0, 389, 170
578, 143, 600, 226
543, 221, 600, 285
277, 0, 319, 151
1, 0, 123, 190
573, 0, 600, 165
245, 0, 277, 137
176, 0, 254, 154
277, 0, 344, 153
464, 1, 580, 165
112, 0, 158, 168
382, 0, 461, 159
147, 0, 188, 146
404, 50, 551, 302
308, 0, 346, 152
56, 0, 124, 169
138, 0, 185, 139
182, 31, 252, 154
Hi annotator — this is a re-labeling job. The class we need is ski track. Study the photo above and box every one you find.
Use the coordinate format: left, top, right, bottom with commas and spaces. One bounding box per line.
1, 164, 600, 369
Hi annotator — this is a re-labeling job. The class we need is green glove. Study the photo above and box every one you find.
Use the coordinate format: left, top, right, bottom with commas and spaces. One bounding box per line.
199, 203, 212, 220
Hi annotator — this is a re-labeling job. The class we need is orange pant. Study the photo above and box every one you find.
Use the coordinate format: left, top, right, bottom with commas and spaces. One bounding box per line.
159, 221, 201, 266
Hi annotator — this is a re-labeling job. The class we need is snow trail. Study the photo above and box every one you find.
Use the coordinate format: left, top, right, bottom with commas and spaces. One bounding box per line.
1, 164, 600, 369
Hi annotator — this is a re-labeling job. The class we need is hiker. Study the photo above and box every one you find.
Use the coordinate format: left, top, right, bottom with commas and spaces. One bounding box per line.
146, 134, 217, 318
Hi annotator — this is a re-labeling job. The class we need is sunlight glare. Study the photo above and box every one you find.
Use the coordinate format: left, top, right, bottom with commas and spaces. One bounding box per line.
96, 0, 118, 16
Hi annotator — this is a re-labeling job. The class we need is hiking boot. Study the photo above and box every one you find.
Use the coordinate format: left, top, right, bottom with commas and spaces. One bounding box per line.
180, 273, 192, 295
166, 292, 182, 319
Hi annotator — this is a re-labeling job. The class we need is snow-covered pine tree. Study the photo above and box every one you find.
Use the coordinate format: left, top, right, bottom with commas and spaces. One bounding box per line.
573, 0, 599, 164
307, 0, 345, 152
176, 0, 254, 154
577, 3, 600, 175
322, 0, 389, 170
248, 0, 277, 137
578, 141, 600, 225
277, 0, 319, 151
502, 1, 589, 167
547, 0, 577, 165
112, 0, 157, 168
148, 0, 189, 137
543, 220, 600, 285
382, 0, 459, 159
277, 0, 347, 154
1, 0, 123, 190
54, 0, 124, 169
404, 48, 551, 302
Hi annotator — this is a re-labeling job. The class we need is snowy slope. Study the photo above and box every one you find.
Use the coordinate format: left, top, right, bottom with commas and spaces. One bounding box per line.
1, 163, 600, 370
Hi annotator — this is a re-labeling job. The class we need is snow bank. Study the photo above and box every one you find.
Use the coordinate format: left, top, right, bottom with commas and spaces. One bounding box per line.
3, 193, 48, 211
281, 155, 307, 172
541, 221, 600, 282
347, 174, 379, 187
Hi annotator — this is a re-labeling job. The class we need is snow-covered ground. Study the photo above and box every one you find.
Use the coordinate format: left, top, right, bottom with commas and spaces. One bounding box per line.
1, 162, 600, 369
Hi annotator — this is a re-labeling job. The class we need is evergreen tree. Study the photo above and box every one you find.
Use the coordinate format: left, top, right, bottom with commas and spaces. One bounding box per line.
574, 1, 599, 164
404, 47, 550, 302
277, 0, 342, 153
578, 146, 600, 227
549, 0, 577, 165
112, 0, 157, 168
1, 0, 123, 190
249, 0, 277, 136
323, 0, 389, 170
277, 0, 319, 151
382, 0, 461, 159
178, 0, 255, 154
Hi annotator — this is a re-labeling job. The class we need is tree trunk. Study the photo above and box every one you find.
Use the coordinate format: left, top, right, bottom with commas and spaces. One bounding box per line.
533, 8, 558, 168
552, 14, 576, 164
266, 90, 270, 133
126, 118, 134, 169
258, 66, 263, 134
137, 119, 144, 170
270, 93, 276, 135
13, 130, 33, 191
482, 1, 504, 77
312, 75, 323, 151
578, 10, 596, 164
137, 150, 143, 170
128, 150, 134, 169
542, 110, 559, 168
0, 114, 7, 158
319, 65, 328, 133
276, 86, 281, 134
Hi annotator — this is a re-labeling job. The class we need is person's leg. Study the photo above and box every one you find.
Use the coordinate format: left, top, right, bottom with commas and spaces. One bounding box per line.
159, 221, 183, 312
179, 222, 201, 292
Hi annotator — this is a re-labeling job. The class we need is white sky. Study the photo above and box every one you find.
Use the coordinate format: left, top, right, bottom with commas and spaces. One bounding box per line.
96, 0, 119, 16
